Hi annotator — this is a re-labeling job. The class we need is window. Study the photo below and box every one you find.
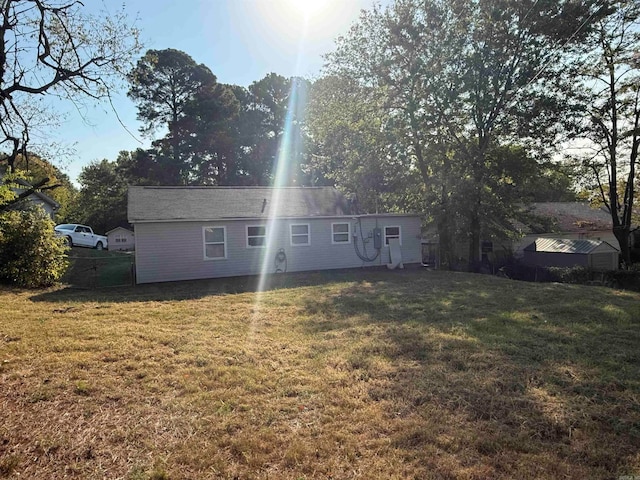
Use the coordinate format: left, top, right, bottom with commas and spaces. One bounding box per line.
203, 226, 226, 260
290, 224, 310, 246
114, 234, 126, 243
384, 226, 401, 245
332, 222, 351, 244
247, 225, 267, 248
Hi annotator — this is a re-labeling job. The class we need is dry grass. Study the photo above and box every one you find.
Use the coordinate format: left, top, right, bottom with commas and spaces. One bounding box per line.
1, 269, 640, 479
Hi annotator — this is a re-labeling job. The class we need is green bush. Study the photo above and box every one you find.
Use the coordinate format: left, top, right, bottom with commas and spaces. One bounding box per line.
545, 266, 592, 284
0, 206, 69, 287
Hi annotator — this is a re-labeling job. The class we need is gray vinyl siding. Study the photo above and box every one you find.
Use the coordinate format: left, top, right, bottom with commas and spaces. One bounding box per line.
134, 216, 422, 284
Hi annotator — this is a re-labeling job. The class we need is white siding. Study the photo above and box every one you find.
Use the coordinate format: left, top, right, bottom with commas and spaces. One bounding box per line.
108, 229, 135, 251
134, 216, 422, 284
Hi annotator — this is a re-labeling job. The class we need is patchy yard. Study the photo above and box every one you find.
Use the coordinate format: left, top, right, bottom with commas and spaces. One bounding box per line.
1, 269, 639, 479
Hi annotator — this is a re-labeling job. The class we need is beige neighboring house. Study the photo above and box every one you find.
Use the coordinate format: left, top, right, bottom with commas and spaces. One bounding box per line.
513, 202, 618, 256
421, 202, 619, 267
106, 227, 135, 251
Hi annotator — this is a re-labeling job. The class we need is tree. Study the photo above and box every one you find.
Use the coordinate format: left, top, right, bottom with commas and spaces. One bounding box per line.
308, 75, 418, 213
241, 73, 312, 186
128, 49, 244, 185
128, 48, 215, 183
0, 205, 68, 287
0, 0, 140, 173
576, 0, 640, 265
324, 0, 603, 264
11, 153, 77, 220
70, 158, 128, 234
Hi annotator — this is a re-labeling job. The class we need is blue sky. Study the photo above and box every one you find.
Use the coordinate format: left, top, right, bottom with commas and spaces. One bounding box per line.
55, 0, 384, 184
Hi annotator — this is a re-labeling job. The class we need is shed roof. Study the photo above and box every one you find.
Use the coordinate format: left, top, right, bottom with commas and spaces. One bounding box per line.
524, 237, 619, 254
128, 186, 353, 223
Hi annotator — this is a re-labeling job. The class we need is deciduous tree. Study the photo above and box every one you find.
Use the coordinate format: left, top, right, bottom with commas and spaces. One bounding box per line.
324, 0, 603, 264
0, 0, 140, 173
576, 0, 640, 265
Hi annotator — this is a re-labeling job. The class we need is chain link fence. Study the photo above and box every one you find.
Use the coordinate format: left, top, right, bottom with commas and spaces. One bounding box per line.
61, 249, 135, 288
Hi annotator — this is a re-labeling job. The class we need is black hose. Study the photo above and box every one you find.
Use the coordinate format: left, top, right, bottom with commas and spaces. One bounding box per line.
353, 218, 379, 262
275, 248, 287, 273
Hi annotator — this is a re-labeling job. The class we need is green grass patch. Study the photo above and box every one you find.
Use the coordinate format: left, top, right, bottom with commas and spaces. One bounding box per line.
62, 247, 134, 288
1, 269, 639, 478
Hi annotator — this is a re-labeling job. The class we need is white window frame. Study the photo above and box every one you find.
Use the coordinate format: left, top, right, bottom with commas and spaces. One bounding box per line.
290, 223, 310, 247
384, 226, 402, 246
332, 222, 351, 244
203, 226, 227, 260
246, 224, 267, 248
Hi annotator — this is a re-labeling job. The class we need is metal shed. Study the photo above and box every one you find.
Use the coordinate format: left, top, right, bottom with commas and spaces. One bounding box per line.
523, 238, 619, 271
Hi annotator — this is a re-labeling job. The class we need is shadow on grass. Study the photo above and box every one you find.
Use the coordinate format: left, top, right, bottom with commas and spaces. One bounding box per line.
299, 273, 640, 477
29, 266, 416, 304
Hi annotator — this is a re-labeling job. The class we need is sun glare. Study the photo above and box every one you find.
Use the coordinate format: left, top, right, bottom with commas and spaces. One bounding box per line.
287, 0, 331, 20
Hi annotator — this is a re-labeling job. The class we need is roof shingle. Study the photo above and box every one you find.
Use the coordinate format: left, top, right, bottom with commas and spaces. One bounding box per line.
128, 186, 352, 222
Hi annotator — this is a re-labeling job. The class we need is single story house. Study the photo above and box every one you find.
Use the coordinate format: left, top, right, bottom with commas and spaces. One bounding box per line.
12, 178, 60, 219
128, 186, 422, 284
106, 227, 135, 251
523, 237, 619, 271
419, 202, 620, 268
514, 202, 619, 254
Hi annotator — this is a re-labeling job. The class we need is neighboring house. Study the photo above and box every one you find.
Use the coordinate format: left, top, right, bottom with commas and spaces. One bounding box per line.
106, 227, 135, 251
128, 186, 422, 284
421, 202, 619, 267
523, 238, 619, 271
513, 202, 619, 255
13, 178, 60, 219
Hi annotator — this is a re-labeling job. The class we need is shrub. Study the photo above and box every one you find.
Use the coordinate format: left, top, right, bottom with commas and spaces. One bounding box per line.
545, 266, 592, 284
0, 205, 68, 287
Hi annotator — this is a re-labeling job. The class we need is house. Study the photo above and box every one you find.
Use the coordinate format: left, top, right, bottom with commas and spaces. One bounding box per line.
514, 202, 618, 255
420, 202, 619, 268
128, 186, 422, 284
523, 238, 619, 271
12, 178, 60, 219
106, 227, 135, 251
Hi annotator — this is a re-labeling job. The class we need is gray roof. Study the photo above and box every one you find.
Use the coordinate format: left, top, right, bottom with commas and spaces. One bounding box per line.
524, 237, 619, 254
529, 202, 612, 233
128, 186, 353, 222
14, 178, 60, 209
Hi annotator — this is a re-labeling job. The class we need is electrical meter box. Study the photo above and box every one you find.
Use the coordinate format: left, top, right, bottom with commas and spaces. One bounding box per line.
373, 227, 382, 249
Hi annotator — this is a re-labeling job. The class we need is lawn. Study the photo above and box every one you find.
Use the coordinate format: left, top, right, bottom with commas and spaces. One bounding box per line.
1, 269, 639, 479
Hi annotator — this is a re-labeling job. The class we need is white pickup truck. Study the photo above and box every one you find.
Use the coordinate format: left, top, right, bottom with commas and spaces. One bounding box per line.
54, 224, 108, 250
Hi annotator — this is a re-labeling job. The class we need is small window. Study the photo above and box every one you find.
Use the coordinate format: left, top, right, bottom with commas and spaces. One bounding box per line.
332, 222, 351, 244
114, 234, 126, 243
290, 224, 310, 246
247, 225, 267, 248
203, 226, 226, 260
384, 226, 401, 245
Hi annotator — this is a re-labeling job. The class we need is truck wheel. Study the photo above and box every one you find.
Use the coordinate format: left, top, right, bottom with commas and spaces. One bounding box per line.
96, 241, 104, 250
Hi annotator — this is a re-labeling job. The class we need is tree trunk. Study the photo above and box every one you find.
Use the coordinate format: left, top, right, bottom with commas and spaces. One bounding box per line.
614, 225, 630, 267
468, 208, 481, 267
